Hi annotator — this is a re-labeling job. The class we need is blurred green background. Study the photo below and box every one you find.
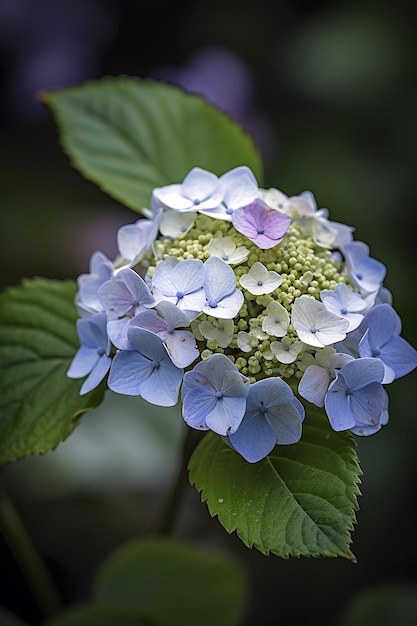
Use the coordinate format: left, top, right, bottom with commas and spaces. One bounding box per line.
1, 0, 416, 624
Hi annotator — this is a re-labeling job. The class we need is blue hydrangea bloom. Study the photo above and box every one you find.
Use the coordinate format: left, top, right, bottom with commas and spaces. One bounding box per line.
324, 357, 385, 434
181, 353, 249, 435
152, 167, 224, 212
98, 267, 155, 319
199, 166, 259, 220
350, 388, 389, 436
343, 241, 386, 297
117, 212, 161, 266
131, 301, 199, 368
320, 283, 367, 332
108, 327, 183, 406
67, 312, 111, 395
76, 251, 114, 315
358, 303, 417, 383
228, 378, 305, 462
150, 257, 205, 318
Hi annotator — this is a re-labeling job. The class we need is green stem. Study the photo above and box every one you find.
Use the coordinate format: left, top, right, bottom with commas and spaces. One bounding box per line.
0, 490, 61, 619
156, 427, 203, 536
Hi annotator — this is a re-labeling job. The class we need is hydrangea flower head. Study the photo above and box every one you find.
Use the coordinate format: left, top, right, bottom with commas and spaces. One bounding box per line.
68, 164, 417, 461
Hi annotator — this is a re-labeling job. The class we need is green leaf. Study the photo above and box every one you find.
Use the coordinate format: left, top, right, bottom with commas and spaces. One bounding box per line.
0, 279, 105, 464
45, 604, 156, 626
42, 76, 263, 212
94, 538, 248, 626
188, 407, 361, 559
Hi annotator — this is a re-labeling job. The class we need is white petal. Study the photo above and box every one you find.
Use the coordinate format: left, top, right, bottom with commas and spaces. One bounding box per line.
159, 211, 195, 238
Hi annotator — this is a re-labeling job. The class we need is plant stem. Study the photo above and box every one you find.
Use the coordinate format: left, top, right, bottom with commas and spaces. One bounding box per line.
0, 490, 61, 619
156, 427, 203, 536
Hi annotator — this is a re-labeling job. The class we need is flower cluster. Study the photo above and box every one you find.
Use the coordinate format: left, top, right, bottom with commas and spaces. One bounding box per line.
68, 165, 417, 462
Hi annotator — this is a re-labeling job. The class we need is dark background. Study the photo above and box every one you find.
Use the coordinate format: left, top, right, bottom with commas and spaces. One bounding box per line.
1, 1, 417, 624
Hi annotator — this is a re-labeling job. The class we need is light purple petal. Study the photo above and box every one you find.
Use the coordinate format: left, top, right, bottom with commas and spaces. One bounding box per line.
99, 268, 155, 318
232, 198, 290, 249
132, 309, 168, 334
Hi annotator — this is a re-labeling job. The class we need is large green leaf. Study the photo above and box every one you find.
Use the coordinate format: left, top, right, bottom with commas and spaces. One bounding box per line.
93, 538, 248, 626
42, 76, 263, 212
188, 408, 361, 559
0, 279, 105, 464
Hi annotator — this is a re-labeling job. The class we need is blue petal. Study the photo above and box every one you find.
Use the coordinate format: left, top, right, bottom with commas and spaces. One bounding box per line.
67, 346, 100, 379
266, 402, 303, 444
127, 326, 167, 360
348, 382, 385, 425
182, 385, 216, 430
205, 395, 247, 435
108, 350, 153, 395
181, 354, 249, 433
248, 377, 295, 411
339, 357, 385, 390
204, 257, 237, 302
76, 313, 109, 350
229, 413, 277, 462
80, 354, 112, 395
362, 304, 401, 347
324, 377, 356, 431
138, 358, 183, 406
380, 335, 417, 379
